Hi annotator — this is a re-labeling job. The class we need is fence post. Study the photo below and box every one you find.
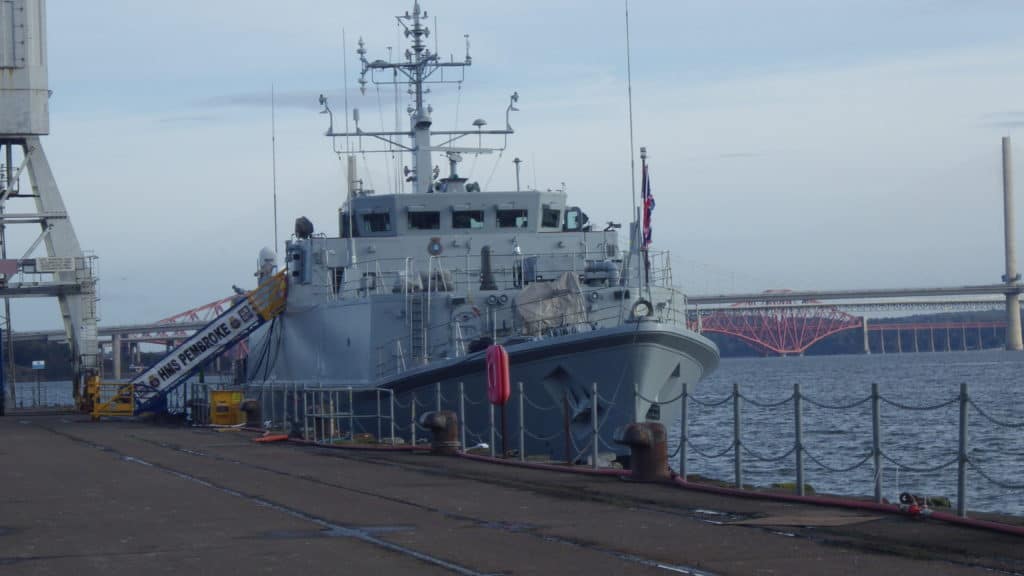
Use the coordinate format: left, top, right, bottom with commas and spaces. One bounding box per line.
680, 385, 688, 481
518, 381, 525, 462
733, 382, 743, 489
436, 381, 442, 411
348, 387, 355, 441
292, 383, 299, 432
592, 381, 599, 470
282, 382, 288, 429
489, 402, 496, 458
330, 391, 337, 442
389, 390, 396, 446
376, 389, 382, 442
270, 382, 277, 428
872, 383, 882, 504
459, 382, 466, 449
411, 392, 417, 446
318, 390, 324, 444
303, 390, 309, 441
957, 382, 968, 517
794, 383, 804, 496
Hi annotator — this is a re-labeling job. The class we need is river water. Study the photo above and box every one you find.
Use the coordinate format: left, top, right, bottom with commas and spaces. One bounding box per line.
676, 350, 1024, 515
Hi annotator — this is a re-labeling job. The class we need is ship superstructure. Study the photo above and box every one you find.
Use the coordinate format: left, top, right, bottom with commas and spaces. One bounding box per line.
247, 2, 718, 461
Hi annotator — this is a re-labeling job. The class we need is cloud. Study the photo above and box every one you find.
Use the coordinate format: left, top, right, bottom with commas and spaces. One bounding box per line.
980, 111, 1024, 129
157, 114, 222, 125
194, 90, 328, 111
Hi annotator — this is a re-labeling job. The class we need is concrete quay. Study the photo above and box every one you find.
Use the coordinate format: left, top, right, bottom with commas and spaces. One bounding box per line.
1, 415, 1022, 575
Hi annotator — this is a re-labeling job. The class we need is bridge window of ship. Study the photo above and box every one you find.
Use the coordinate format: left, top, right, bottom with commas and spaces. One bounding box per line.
452, 210, 485, 229
497, 209, 528, 228
408, 210, 441, 230
563, 207, 590, 232
542, 205, 562, 228
362, 212, 392, 233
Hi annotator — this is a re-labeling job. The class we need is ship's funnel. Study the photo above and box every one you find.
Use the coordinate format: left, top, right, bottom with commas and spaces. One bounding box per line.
480, 246, 497, 291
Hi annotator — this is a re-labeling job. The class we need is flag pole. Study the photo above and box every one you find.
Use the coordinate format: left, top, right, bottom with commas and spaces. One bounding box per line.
624, 0, 642, 294
640, 147, 650, 294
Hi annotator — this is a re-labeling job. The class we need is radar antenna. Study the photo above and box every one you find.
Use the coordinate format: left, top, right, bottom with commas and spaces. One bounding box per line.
322, 2, 518, 194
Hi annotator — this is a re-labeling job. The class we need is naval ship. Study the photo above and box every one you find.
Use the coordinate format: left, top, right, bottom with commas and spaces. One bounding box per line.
246, 2, 719, 462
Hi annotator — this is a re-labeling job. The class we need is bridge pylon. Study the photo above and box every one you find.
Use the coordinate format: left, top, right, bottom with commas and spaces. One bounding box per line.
1002, 137, 1023, 351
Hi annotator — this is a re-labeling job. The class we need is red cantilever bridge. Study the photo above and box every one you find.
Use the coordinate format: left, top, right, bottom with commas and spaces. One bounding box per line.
688, 286, 1016, 356
691, 291, 864, 355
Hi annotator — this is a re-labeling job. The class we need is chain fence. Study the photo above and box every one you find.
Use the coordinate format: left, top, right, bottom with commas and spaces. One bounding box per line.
671, 381, 1022, 518
237, 378, 1021, 520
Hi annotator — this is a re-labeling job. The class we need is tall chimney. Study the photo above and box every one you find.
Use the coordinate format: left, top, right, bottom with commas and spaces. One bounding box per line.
1002, 137, 1022, 351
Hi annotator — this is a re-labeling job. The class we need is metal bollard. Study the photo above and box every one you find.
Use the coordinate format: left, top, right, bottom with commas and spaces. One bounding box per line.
614, 422, 670, 482
241, 399, 260, 428
419, 410, 461, 455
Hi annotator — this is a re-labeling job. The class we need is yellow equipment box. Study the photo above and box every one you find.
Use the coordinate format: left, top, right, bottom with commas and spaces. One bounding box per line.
209, 390, 245, 426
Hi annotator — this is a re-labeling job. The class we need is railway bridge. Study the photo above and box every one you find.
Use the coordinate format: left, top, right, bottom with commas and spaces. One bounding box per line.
687, 284, 1018, 356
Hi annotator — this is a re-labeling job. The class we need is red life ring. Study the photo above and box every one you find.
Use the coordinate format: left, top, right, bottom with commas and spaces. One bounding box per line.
486, 344, 510, 405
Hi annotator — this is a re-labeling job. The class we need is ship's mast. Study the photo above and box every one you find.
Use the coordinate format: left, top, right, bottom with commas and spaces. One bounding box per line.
323, 2, 518, 194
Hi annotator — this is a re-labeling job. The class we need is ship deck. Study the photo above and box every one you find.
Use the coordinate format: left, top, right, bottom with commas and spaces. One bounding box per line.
2, 414, 1022, 575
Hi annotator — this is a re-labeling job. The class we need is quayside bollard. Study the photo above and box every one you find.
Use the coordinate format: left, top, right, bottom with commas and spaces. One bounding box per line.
419, 410, 462, 455
614, 422, 670, 482
241, 399, 261, 429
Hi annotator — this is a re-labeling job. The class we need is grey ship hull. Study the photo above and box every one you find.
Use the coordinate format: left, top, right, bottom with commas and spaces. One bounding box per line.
382, 320, 718, 461
252, 315, 718, 462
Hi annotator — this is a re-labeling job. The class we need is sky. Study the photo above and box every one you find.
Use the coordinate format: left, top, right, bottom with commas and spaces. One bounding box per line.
7, 0, 1024, 330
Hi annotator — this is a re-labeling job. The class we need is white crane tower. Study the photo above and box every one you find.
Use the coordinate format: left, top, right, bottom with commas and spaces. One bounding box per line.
0, 0, 98, 409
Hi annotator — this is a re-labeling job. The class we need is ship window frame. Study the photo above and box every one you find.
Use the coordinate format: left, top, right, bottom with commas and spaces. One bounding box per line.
542, 205, 561, 228
497, 209, 528, 229
361, 212, 392, 233
452, 209, 485, 229
407, 210, 441, 230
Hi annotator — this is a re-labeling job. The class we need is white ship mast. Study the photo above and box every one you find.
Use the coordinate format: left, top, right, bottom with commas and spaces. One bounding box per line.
322, 1, 519, 195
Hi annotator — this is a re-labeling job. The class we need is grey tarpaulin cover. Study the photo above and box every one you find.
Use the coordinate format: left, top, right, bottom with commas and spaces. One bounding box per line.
514, 272, 588, 335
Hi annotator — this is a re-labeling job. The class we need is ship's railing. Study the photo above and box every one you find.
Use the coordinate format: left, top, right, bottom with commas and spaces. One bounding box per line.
242, 378, 632, 468
320, 249, 678, 301
371, 287, 688, 378
244, 381, 398, 444
639, 381, 1024, 520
